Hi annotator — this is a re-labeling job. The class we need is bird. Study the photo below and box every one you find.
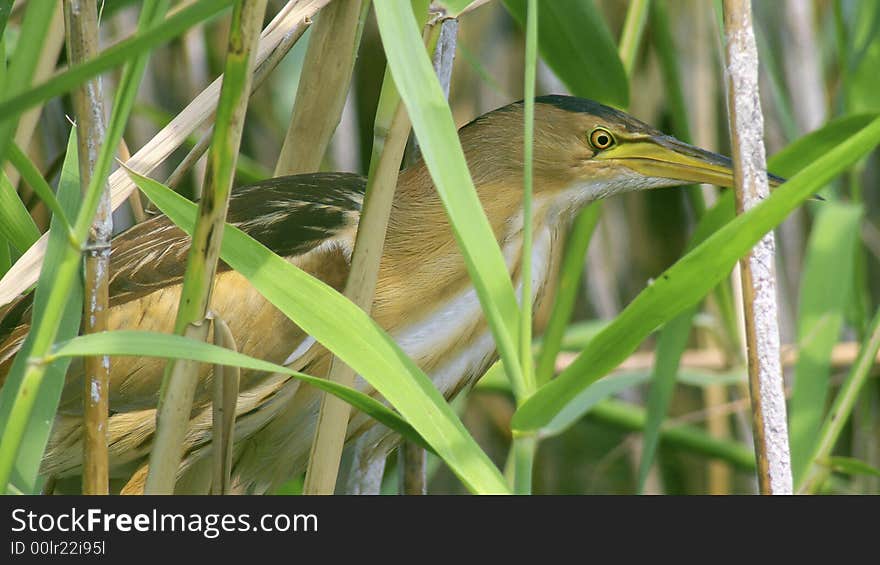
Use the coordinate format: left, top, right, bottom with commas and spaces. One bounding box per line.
0, 95, 783, 494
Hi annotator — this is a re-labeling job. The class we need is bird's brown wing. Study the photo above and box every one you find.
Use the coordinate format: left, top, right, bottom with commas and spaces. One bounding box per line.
0, 172, 365, 414
108, 172, 366, 306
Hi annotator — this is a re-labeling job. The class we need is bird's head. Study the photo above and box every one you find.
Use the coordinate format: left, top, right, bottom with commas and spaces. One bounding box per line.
457, 95, 784, 206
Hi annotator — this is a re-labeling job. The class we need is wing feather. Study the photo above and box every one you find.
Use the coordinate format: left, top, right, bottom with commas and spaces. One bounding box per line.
0, 173, 365, 413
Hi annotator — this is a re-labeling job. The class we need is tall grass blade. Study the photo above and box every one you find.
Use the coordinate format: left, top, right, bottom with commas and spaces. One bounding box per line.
0, 132, 81, 494
7, 144, 69, 228
373, 0, 525, 396
0, 0, 169, 493
589, 399, 756, 471
0, 173, 39, 253
0, 0, 12, 40
534, 204, 601, 387
304, 0, 428, 496
0, 0, 56, 167
510, 0, 538, 496
49, 331, 433, 453
790, 202, 862, 482
0, 1, 321, 309
799, 306, 880, 493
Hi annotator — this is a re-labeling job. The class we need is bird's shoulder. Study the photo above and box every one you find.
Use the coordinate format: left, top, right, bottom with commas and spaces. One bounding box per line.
109, 172, 365, 306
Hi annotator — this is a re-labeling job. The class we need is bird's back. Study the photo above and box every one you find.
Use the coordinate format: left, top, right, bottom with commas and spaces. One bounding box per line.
0, 161, 568, 493
0, 173, 366, 493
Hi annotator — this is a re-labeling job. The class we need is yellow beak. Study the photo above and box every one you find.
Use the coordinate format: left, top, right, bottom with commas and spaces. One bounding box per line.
595, 135, 786, 188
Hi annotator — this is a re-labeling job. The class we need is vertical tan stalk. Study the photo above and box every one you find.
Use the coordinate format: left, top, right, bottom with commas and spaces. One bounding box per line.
210, 314, 239, 495
144, 0, 268, 494
303, 100, 412, 494
342, 10, 455, 496
722, 0, 792, 495
304, 0, 433, 497
704, 383, 731, 493
273, 0, 366, 175
64, 0, 111, 496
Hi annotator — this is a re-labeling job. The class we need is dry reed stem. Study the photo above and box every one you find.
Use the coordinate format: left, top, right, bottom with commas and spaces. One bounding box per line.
64, 0, 112, 496
274, 0, 365, 175
303, 99, 412, 494
0, 0, 330, 309
210, 314, 239, 495
723, 0, 792, 494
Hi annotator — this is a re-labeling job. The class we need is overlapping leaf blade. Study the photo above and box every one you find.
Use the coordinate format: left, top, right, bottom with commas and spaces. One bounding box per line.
51, 331, 433, 453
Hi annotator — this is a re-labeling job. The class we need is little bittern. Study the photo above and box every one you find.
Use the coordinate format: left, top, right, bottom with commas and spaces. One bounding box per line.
0, 96, 783, 493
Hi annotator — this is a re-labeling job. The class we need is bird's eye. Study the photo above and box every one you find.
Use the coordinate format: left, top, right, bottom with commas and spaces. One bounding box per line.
589, 128, 615, 150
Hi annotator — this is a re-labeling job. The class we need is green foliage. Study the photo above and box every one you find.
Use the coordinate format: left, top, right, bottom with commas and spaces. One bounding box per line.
502, 0, 629, 107
0, 0, 12, 41
513, 115, 880, 433
0, 242, 9, 277
790, 203, 862, 482
7, 144, 69, 228
0, 0, 171, 493
0, 0, 878, 495
0, 132, 81, 494
535, 205, 602, 387
589, 399, 756, 471
0, 172, 39, 253
0, 0, 55, 168
827, 456, 880, 479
